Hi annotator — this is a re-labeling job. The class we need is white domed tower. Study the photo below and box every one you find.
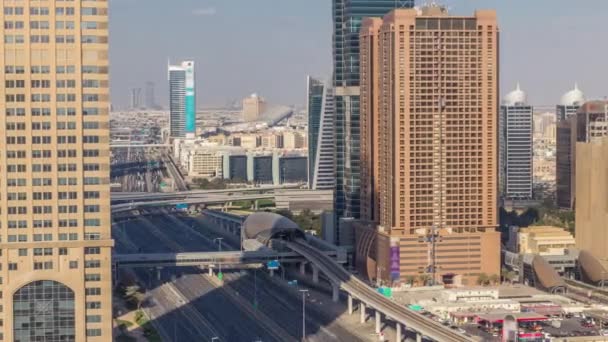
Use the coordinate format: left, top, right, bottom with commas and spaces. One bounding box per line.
500, 83, 534, 203
557, 83, 586, 121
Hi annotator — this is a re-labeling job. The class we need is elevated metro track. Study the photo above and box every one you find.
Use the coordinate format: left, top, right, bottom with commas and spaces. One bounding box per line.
285, 240, 475, 342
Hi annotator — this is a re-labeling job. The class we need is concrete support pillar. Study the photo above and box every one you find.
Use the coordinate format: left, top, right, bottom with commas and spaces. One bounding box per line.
254, 200, 259, 210
208, 267, 213, 276
269, 269, 274, 277
312, 264, 319, 284
416, 333, 422, 342
299, 262, 306, 275
348, 295, 353, 315
332, 283, 339, 303
360, 303, 366, 323
156, 268, 161, 281
396, 323, 401, 342
375, 311, 381, 334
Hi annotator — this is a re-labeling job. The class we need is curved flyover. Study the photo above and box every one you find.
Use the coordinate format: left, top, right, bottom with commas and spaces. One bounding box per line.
285, 239, 475, 342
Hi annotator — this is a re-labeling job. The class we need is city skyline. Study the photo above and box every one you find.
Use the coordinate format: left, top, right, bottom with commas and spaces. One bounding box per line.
110, 0, 608, 108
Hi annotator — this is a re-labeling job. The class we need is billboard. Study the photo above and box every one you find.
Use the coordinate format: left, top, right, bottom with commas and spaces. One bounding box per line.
184, 61, 196, 134
390, 238, 400, 281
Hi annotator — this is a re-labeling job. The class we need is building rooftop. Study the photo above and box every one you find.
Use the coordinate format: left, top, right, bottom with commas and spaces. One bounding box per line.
560, 83, 585, 106
503, 83, 527, 106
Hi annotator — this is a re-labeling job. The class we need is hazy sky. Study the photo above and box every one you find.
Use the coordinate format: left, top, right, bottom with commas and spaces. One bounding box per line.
110, 0, 608, 109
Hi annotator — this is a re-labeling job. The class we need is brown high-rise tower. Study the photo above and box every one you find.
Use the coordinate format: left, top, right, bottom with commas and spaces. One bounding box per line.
0, 1, 112, 340
360, 6, 500, 286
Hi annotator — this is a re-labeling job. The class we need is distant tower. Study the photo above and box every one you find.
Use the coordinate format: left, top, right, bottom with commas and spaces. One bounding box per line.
500, 84, 534, 203
145, 81, 157, 109
307, 76, 335, 190
556, 84, 585, 209
168, 61, 196, 138
242, 93, 267, 122
130, 87, 142, 109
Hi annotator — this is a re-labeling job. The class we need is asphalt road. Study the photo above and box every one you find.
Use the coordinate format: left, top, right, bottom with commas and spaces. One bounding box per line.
114, 213, 373, 341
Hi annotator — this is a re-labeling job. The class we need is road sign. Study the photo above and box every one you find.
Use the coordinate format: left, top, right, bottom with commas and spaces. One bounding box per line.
267, 260, 280, 270
218, 272, 223, 281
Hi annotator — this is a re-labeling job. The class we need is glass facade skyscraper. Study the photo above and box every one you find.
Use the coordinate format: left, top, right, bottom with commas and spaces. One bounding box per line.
169, 61, 196, 138
332, 0, 414, 243
307, 76, 335, 190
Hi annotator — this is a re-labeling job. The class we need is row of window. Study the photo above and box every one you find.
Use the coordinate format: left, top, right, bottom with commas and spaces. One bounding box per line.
7, 205, 102, 215
6, 189, 102, 201
4, 7, 106, 16
5, 65, 108, 74
6, 233, 103, 242
6, 136, 102, 144
6, 108, 102, 116
7, 178, 101, 187
6, 80, 100, 88
5, 219, 102, 228
6, 261, 103, 274
6, 122, 101, 130
5, 20, 103, 30
6, 94, 102, 102
4, 34, 107, 44
5, 164, 102, 172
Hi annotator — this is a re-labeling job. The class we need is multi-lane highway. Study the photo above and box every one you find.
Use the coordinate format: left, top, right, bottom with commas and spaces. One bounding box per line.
114, 213, 374, 341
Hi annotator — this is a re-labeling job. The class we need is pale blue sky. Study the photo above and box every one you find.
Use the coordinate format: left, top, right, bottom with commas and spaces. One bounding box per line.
109, 0, 608, 108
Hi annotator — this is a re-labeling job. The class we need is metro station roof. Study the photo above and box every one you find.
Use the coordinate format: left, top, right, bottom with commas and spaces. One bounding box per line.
578, 249, 608, 285
242, 212, 305, 245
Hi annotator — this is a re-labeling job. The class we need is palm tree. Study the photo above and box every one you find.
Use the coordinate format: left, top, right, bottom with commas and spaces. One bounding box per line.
477, 273, 489, 286
418, 273, 431, 286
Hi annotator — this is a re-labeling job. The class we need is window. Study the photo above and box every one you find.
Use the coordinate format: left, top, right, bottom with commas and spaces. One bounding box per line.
86, 329, 101, 337
8, 264, 17, 271
59, 248, 68, 256
69, 261, 78, 269
85, 274, 101, 282
18, 249, 27, 257
85, 260, 100, 268
86, 315, 101, 323
84, 247, 100, 255
13, 280, 75, 341
85, 301, 101, 309
85, 288, 100, 296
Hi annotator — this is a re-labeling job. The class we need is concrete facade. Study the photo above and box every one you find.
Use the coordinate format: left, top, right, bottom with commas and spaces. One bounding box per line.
576, 136, 608, 268
0, 1, 113, 340
359, 7, 501, 286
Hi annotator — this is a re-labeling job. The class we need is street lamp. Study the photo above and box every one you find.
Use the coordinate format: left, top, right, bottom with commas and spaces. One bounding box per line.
214, 238, 224, 274
299, 289, 309, 342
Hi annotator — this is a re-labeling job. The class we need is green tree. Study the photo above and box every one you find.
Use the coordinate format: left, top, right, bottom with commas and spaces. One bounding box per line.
404, 275, 415, 286
418, 273, 431, 286
489, 274, 500, 285
477, 273, 490, 286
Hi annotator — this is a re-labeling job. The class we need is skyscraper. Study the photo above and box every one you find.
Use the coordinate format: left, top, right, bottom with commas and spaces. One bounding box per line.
144, 81, 157, 109
0, 1, 112, 340
242, 93, 266, 122
129, 87, 142, 109
307, 76, 335, 190
332, 0, 414, 243
169, 61, 196, 138
558, 100, 608, 209
500, 84, 533, 202
359, 6, 500, 286
556, 85, 585, 209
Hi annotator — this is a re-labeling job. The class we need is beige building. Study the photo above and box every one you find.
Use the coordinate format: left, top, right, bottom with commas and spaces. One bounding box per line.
282, 130, 306, 149
0, 1, 112, 341
242, 93, 266, 122
517, 226, 575, 255
187, 151, 223, 178
359, 6, 500, 286
239, 134, 260, 149
576, 136, 608, 267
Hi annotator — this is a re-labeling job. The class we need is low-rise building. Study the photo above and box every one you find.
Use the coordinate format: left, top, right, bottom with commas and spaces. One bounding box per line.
517, 226, 576, 255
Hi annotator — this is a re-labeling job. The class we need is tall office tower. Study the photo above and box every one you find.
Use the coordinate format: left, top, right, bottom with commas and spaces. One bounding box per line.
144, 81, 156, 109
169, 61, 196, 138
307, 76, 335, 190
555, 85, 585, 209
0, 1, 112, 341
499, 84, 533, 202
556, 84, 585, 122
332, 0, 414, 243
576, 136, 608, 267
129, 87, 142, 109
242, 93, 266, 122
359, 6, 500, 286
